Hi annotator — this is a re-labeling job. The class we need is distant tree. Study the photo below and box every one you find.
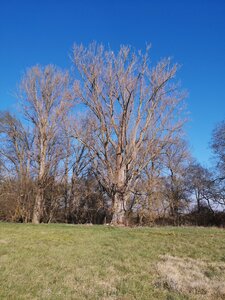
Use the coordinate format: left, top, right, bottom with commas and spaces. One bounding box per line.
210, 121, 225, 207
72, 43, 186, 225
0, 112, 31, 180
185, 163, 215, 212
0, 112, 33, 221
211, 121, 225, 176
162, 138, 191, 224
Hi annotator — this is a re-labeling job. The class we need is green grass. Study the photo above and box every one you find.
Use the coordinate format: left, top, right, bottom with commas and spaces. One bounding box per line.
0, 223, 225, 299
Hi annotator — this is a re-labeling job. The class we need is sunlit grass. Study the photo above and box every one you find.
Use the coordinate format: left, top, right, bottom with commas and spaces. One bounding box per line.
0, 223, 225, 299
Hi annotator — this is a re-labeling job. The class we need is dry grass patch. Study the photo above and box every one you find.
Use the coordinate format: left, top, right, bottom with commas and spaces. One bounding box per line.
0, 239, 8, 244
156, 255, 225, 299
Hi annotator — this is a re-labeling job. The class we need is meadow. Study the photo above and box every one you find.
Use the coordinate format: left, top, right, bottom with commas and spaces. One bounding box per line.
1, 223, 225, 299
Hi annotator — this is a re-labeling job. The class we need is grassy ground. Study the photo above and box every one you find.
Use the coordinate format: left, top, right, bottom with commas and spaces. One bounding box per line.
0, 223, 225, 299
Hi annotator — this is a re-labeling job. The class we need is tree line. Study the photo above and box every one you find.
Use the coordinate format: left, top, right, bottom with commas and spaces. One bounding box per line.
0, 43, 225, 226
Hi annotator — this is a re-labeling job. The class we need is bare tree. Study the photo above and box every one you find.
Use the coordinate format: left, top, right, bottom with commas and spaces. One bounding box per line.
185, 163, 215, 213
72, 43, 186, 225
162, 138, 191, 224
0, 112, 33, 221
209, 121, 225, 207
134, 162, 166, 226
0, 112, 31, 179
19, 65, 72, 223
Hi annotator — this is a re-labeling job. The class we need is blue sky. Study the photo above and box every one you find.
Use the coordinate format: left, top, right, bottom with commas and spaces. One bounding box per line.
0, 0, 225, 166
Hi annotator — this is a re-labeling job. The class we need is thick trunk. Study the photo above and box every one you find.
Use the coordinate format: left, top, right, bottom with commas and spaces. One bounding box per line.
111, 193, 130, 225
111, 151, 133, 225
32, 187, 44, 224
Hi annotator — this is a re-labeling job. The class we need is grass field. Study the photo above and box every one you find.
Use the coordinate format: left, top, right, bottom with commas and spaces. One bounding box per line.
1, 223, 225, 299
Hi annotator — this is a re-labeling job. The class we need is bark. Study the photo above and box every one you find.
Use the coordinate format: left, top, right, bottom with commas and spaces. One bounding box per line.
32, 137, 46, 223
67, 169, 77, 223
111, 193, 130, 225
110, 154, 129, 225
32, 187, 44, 224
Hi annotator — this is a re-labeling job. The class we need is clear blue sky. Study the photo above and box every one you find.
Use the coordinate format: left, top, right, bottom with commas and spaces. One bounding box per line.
0, 0, 225, 166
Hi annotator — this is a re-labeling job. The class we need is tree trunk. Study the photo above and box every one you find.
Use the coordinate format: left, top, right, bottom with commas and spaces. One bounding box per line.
67, 170, 77, 223
197, 196, 201, 213
32, 187, 43, 224
111, 193, 129, 225
111, 156, 129, 225
32, 137, 46, 224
